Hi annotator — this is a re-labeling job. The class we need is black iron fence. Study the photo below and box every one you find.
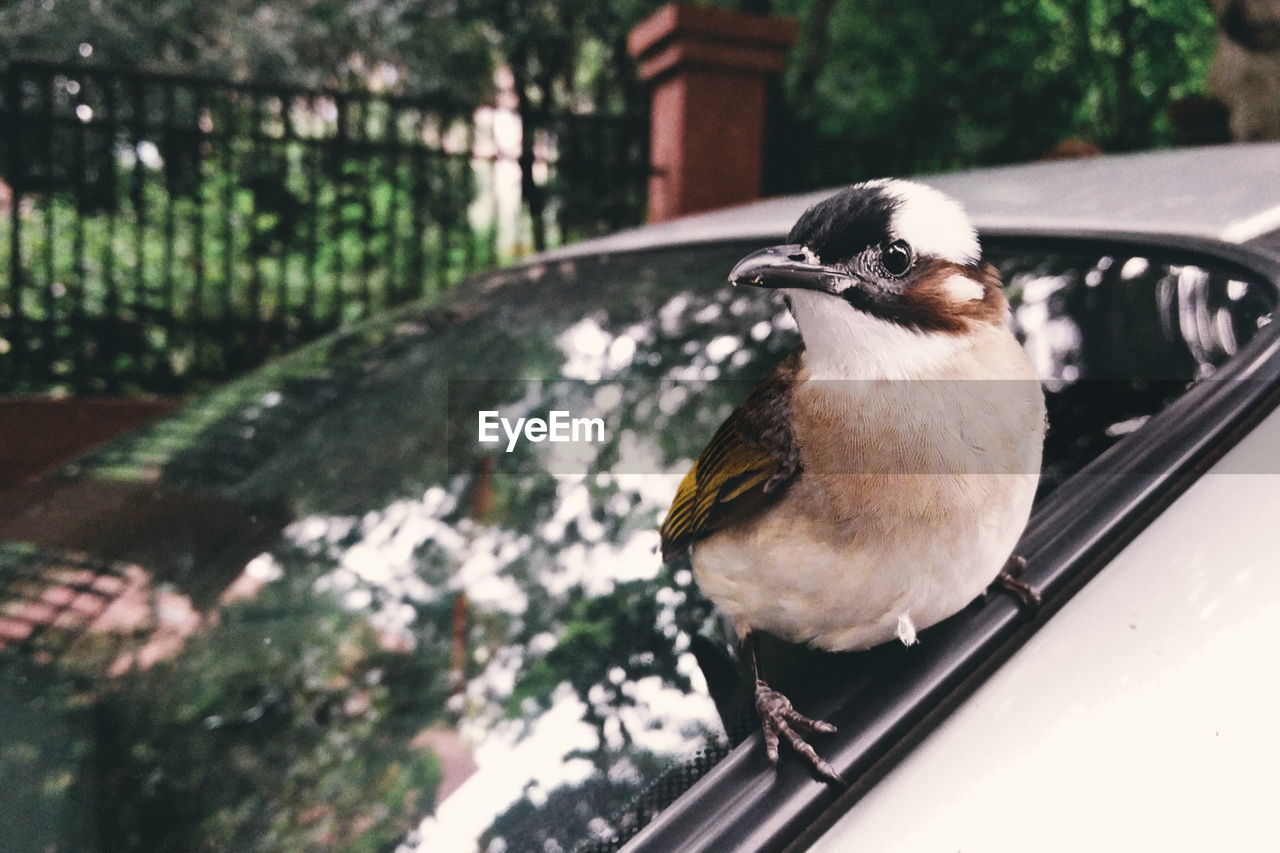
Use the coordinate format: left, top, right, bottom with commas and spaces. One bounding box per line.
1, 61, 648, 395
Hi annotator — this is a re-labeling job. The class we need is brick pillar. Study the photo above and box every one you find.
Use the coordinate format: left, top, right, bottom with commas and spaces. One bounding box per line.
628, 4, 799, 222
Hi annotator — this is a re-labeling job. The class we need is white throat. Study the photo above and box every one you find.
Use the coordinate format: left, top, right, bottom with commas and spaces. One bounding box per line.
787, 290, 969, 380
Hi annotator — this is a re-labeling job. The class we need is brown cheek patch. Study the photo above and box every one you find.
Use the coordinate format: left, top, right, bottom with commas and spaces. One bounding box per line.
894, 260, 1007, 333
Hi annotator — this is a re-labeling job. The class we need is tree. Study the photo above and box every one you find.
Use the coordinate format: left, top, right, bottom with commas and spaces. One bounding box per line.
463, 0, 662, 248
0, 0, 493, 98
0, 0, 663, 250
762, 0, 1218, 189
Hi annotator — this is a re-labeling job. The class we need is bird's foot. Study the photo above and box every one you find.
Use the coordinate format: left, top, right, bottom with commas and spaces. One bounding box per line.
992, 554, 1041, 609
754, 679, 842, 784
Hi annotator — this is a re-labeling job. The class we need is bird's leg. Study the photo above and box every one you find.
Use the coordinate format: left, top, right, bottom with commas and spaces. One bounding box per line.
992, 553, 1041, 609
747, 633, 843, 784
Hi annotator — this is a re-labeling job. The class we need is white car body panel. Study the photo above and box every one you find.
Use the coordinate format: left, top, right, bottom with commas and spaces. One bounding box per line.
811, 404, 1280, 852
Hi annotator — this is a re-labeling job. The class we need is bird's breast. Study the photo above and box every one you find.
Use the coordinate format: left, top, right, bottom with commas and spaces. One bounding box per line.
788, 370, 1043, 526
690, 328, 1045, 651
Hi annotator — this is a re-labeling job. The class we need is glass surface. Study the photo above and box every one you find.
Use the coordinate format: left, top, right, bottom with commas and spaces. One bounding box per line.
0, 239, 1273, 853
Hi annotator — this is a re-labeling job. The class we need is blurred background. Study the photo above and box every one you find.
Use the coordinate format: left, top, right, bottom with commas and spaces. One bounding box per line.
2, 3, 1279, 852
2, 0, 1274, 406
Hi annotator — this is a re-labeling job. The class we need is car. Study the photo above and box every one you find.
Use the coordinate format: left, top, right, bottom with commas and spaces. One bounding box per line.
1, 142, 1278, 853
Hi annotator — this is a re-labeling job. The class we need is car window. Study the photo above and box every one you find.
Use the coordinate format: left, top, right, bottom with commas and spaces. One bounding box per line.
0, 238, 1273, 853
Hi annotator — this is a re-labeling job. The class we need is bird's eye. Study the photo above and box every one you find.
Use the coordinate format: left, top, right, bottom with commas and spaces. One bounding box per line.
879, 240, 913, 278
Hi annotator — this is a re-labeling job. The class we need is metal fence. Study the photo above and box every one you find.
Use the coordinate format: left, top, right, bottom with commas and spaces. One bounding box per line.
1, 61, 648, 395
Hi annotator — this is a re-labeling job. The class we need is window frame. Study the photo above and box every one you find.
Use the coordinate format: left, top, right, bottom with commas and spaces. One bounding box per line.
619, 229, 1280, 853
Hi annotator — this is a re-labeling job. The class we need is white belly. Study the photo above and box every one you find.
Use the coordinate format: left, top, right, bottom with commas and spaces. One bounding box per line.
692, 470, 1038, 651
690, 320, 1044, 652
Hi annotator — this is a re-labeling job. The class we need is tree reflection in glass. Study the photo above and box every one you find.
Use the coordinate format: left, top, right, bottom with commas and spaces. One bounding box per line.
0, 240, 1272, 852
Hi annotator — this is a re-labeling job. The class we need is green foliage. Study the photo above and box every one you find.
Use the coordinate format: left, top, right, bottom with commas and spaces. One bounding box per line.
0, 541, 448, 853
43, 241, 782, 846
0, 122, 498, 395
1, 0, 1221, 197
506, 579, 695, 722
0, 648, 100, 853
93, 575, 443, 852
770, 0, 1219, 184
0, 0, 662, 127
0, 0, 493, 97
475, 0, 660, 112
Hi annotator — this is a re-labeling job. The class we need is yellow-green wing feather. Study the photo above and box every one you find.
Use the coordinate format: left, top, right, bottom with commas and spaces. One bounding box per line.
660, 350, 802, 562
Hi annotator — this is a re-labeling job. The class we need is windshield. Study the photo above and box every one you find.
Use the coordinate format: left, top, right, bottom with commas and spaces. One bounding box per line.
0, 238, 1273, 852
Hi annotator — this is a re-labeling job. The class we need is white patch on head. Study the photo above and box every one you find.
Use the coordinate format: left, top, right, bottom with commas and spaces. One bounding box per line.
943, 274, 985, 302
867, 179, 980, 266
896, 613, 918, 646
787, 290, 969, 380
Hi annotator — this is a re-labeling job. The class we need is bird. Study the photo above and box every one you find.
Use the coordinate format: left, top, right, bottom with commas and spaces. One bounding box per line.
660, 179, 1045, 782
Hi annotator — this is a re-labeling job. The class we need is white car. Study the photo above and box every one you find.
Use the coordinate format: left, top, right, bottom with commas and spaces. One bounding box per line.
1, 143, 1277, 853
621, 142, 1280, 853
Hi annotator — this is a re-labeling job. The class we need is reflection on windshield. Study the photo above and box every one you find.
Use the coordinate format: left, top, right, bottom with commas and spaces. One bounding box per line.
0, 241, 1273, 852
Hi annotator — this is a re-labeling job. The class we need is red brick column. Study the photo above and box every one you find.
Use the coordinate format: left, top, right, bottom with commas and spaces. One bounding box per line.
628, 4, 799, 222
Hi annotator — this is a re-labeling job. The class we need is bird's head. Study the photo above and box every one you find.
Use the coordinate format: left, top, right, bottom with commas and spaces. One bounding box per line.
730, 180, 1008, 377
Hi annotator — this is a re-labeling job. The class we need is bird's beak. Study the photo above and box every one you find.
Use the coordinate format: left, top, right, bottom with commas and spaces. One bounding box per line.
728, 244, 853, 294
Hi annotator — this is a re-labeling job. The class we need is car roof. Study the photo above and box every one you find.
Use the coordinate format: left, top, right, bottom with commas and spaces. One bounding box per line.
545, 142, 1280, 261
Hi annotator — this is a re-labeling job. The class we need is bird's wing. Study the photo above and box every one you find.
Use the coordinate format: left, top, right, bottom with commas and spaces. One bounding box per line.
660, 349, 803, 563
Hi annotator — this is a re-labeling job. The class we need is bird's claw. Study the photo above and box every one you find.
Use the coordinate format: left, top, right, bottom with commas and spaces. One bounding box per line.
754, 680, 843, 784
993, 554, 1041, 609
